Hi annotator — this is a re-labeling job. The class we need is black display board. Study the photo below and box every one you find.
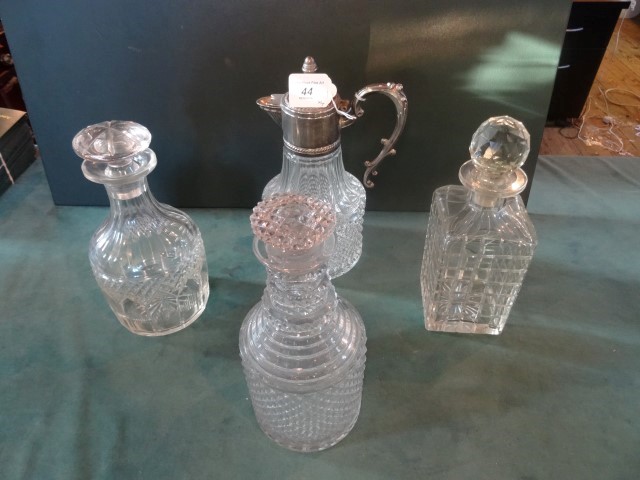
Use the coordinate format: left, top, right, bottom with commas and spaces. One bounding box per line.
0, 0, 572, 209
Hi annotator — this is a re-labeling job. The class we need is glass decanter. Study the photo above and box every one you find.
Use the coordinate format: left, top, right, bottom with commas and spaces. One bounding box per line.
258, 56, 408, 278
421, 116, 537, 335
240, 194, 367, 452
72, 121, 209, 336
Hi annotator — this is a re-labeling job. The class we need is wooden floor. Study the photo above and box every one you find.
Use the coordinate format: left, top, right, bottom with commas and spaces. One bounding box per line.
540, 16, 640, 156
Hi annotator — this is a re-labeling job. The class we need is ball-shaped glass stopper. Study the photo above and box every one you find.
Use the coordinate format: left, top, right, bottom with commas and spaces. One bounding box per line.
469, 116, 530, 174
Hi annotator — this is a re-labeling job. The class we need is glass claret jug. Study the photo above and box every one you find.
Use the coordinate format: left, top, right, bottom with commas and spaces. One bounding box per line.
72, 121, 209, 336
421, 116, 537, 335
240, 194, 367, 452
258, 56, 408, 278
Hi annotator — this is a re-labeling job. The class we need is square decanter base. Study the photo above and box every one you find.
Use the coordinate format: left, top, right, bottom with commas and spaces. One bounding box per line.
425, 318, 504, 336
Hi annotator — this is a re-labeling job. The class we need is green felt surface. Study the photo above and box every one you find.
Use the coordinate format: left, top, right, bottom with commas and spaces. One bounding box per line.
0, 157, 638, 479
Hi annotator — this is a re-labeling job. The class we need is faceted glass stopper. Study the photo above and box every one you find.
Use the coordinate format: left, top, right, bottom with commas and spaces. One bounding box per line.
250, 194, 335, 252
72, 121, 152, 162
469, 116, 530, 174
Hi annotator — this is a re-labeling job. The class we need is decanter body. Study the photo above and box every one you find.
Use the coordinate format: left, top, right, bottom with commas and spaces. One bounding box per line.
262, 147, 365, 278
73, 121, 209, 336
421, 116, 537, 335
422, 186, 536, 334
240, 194, 367, 452
258, 56, 407, 278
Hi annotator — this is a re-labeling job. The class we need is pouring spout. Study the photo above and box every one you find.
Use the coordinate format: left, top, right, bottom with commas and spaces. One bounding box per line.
257, 94, 284, 126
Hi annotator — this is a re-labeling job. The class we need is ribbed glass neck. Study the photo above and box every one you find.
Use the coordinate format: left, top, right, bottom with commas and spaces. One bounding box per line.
104, 178, 156, 216
263, 265, 336, 322
280, 147, 350, 196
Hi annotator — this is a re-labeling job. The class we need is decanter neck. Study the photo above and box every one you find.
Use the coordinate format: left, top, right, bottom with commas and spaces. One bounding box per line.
104, 178, 156, 214
470, 192, 505, 209
280, 146, 347, 186
264, 266, 336, 321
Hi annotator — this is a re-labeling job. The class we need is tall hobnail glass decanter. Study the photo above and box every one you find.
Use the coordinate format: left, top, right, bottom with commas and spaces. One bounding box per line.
72, 121, 209, 336
258, 56, 407, 278
421, 116, 537, 335
240, 194, 367, 452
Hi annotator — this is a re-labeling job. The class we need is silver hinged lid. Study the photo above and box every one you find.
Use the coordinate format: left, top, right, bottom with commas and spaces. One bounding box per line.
257, 56, 349, 156
257, 55, 408, 187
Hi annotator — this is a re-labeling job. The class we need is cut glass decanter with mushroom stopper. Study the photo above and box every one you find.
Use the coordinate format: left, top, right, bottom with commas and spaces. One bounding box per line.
72, 121, 209, 336
421, 116, 537, 335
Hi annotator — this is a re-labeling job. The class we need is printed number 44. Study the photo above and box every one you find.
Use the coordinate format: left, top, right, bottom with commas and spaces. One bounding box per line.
301, 87, 313, 96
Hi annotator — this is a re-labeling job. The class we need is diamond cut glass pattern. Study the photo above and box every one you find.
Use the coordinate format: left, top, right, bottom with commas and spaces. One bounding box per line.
263, 148, 365, 278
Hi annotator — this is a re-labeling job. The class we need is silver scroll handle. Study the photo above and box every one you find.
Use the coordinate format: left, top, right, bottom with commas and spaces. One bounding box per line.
352, 83, 408, 188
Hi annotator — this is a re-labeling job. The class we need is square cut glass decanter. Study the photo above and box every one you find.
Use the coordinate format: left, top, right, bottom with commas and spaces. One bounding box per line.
72, 121, 209, 336
240, 194, 366, 452
421, 116, 537, 335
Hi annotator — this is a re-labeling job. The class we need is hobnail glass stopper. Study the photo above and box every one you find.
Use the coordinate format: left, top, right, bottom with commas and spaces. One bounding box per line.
72, 121, 151, 162
469, 116, 530, 175
250, 194, 335, 252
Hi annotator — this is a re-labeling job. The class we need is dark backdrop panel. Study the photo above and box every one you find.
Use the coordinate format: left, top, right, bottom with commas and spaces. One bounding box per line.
0, 0, 571, 209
